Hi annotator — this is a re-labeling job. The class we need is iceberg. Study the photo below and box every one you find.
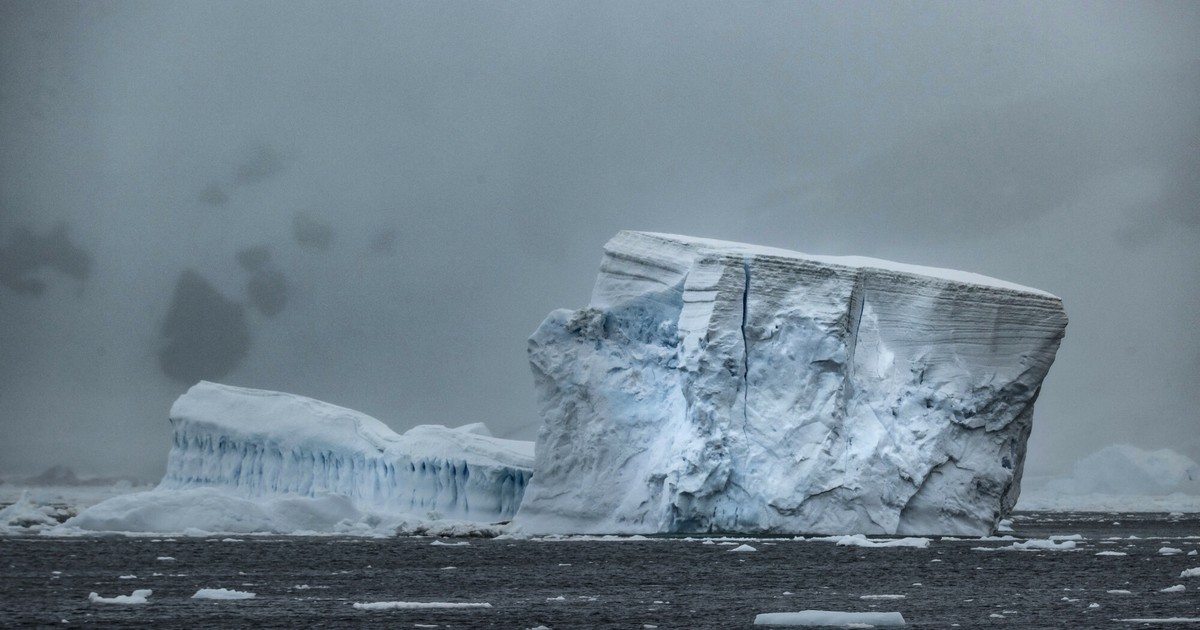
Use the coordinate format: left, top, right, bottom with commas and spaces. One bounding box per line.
1016, 444, 1200, 512
64, 382, 534, 533
515, 231, 1067, 536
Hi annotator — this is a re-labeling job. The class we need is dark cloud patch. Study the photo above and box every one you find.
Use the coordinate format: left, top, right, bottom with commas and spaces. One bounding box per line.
232, 145, 285, 186
197, 183, 229, 207
235, 245, 272, 272
292, 212, 335, 250
0, 222, 91, 296
158, 269, 250, 385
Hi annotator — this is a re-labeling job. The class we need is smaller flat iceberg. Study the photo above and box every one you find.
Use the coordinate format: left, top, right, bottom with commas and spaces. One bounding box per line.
754, 610, 906, 626
1016, 444, 1200, 512
61, 382, 534, 535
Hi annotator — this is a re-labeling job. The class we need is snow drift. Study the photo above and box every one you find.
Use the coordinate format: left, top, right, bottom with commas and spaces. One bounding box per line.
64, 382, 534, 533
516, 231, 1068, 536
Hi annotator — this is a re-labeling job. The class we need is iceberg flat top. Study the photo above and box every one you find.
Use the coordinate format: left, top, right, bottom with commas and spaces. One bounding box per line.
171, 381, 533, 466
633, 231, 1058, 298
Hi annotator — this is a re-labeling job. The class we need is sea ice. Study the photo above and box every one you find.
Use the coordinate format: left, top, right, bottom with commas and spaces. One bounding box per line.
1115, 619, 1200, 624
0, 490, 60, 530
830, 534, 930, 549
88, 589, 152, 605
1181, 567, 1200, 578
517, 231, 1067, 536
192, 588, 256, 600
753, 610, 906, 626
352, 601, 492, 610
972, 539, 1076, 552
728, 544, 757, 552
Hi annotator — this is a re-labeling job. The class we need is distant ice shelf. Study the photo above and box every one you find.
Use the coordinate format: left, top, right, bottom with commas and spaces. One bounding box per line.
515, 231, 1068, 536
64, 382, 534, 533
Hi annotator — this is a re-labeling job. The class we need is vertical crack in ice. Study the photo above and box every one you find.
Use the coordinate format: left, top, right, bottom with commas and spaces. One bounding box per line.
840, 270, 866, 418
739, 256, 752, 438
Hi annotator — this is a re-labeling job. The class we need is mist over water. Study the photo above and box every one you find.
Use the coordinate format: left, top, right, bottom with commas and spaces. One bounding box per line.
1, 2, 1198, 480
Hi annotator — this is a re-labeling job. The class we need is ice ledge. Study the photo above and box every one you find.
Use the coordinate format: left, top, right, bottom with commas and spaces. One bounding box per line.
162, 382, 534, 518
631, 231, 1059, 299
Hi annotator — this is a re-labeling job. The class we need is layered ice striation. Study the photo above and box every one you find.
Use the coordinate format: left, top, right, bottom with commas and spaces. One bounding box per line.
158, 381, 534, 521
516, 231, 1067, 536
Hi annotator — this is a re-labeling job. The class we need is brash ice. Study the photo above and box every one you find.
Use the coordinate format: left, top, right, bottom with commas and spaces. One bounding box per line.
515, 231, 1067, 536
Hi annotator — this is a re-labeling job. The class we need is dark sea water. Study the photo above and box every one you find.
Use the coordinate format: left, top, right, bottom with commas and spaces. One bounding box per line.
2, 512, 1198, 629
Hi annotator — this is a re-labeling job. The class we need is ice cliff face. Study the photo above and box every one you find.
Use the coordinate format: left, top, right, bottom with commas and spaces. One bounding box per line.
160, 382, 534, 522
516, 232, 1067, 536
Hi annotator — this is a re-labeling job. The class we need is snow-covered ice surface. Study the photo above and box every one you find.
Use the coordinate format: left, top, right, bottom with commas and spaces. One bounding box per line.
352, 601, 492, 610
754, 610, 906, 626
192, 588, 255, 600
0, 490, 61, 531
1016, 444, 1200, 512
88, 589, 151, 605
518, 231, 1067, 536
56, 382, 534, 535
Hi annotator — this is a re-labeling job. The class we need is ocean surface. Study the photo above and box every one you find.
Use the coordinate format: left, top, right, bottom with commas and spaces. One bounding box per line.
2, 512, 1198, 629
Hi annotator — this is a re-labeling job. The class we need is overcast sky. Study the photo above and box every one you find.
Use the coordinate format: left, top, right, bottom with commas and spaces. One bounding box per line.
1, 1, 1197, 480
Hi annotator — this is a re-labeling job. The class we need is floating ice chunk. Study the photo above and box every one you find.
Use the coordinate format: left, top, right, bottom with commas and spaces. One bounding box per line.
1049, 534, 1083, 541
1095, 551, 1127, 556
1160, 585, 1186, 593
1181, 567, 1200, 578
352, 601, 492, 610
1106, 590, 1132, 595
834, 535, 930, 549
973, 539, 1076, 552
860, 594, 906, 600
88, 589, 151, 605
729, 544, 757, 553
430, 540, 470, 546
0, 490, 61, 531
1115, 619, 1200, 624
192, 588, 256, 600
753, 610, 906, 626
1160, 547, 1183, 555
118, 575, 136, 579
156, 556, 175, 561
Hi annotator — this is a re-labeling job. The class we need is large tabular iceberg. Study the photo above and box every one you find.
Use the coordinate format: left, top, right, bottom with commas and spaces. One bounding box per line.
515, 231, 1067, 536
65, 382, 534, 533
